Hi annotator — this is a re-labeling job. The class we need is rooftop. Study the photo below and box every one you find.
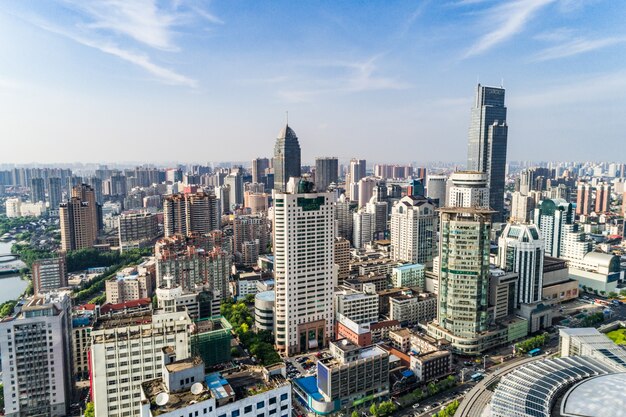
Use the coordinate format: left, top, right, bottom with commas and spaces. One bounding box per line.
561, 373, 626, 417
165, 356, 204, 373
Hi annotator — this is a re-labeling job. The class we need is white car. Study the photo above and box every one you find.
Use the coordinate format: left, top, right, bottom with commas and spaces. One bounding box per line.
412, 403, 420, 409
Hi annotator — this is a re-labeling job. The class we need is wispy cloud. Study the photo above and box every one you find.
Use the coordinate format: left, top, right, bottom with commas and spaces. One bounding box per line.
533, 36, 626, 61
276, 56, 410, 103
463, 0, 555, 58
63, 0, 180, 51
32, 19, 197, 87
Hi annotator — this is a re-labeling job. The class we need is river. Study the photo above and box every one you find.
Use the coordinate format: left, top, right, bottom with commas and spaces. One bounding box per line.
0, 241, 28, 304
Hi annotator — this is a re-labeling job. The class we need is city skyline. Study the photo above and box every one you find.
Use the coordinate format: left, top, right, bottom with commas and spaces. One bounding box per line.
1, 1, 626, 163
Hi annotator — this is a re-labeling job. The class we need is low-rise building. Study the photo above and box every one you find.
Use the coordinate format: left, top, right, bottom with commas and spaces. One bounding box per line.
409, 350, 451, 383
391, 263, 425, 289
389, 328, 412, 352
335, 285, 379, 324
293, 340, 390, 414
335, 314, 372, 347
32, 256, 67, 294
389, 290, 437, 326
105, 265, 154, 304
255, 290, 275, 332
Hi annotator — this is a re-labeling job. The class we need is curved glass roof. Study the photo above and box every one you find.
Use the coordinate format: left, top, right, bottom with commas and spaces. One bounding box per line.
561, 373, 626, 417
491, 356, 617, 417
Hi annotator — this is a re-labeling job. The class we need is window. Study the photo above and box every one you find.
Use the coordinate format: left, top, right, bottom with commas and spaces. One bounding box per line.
257, 401, 265, 409
232, 411, 240, 417
269, 398, 276, 405
280, 393, 288, 401
244, 405, 252, 414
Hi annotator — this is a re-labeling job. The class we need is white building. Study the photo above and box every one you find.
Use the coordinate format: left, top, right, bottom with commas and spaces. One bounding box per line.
352, 209, 374, 249
390, 195, 436, 265
391, 263, 425, 289
389, 291, 437, 326
426, 174, 447, 207
497, 223, 544, 304
5, 197, 22, 218
90, 309, 192, 417
447, 171, 489, 209
335, 285, 379, 325
273, 179, 336, 355
0, 292, 73, 417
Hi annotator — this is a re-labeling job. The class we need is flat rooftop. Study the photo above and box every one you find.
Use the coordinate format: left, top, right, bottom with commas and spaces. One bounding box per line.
93, 312, 153, 331
165, 356, 204, 373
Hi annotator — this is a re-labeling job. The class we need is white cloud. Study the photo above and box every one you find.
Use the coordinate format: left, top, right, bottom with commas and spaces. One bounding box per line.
32, 20, 197, 87
532, 36, 626, 61
463, 0, 555, 58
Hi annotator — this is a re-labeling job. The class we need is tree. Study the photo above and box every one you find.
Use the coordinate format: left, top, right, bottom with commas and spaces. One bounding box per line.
351, 411, 359, 417
620, 289, 626, 297
600, 290, 606, 296
608, 292, 618, 298
370, 403, 378, 417
84, 402, 95, 417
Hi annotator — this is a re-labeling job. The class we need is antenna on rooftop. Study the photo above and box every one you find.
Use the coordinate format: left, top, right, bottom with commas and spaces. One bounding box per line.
285, 110, 289, 125
155, 392, 170, 406
191, 382, 204, 395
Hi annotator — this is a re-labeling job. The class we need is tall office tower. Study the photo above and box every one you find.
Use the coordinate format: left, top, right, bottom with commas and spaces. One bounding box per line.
315, 157, 339, 192
595, 183, 611, 213
498, 223, 544, 304
447, 171, 489, 209
576, 182, 593, 216
273, 124, 301, 192
224, 171, 244, 207
352, 210, 374, 249
251, 157, 270, 184
118, 211, 160, 251
390, 195, 437, 265
163, 192, 219, 237
532, 198, 574, 258
30, 177, 45, 203
358, 177, 377, 208
47, 177, 62, 210
510, 191, 535, 223
366, 199, 388, 238
426, 174, 447, 207
90, 310, 192, 417
336, 194, 354, 241
273, 180, 335, 355
72, 183, 101, 233
60, 197, 96, 251
467, 84, 508, 222
0, 292, 73, 417
32, 256, 67, 294
428, 206, 493, 354
232, 214, 271, 266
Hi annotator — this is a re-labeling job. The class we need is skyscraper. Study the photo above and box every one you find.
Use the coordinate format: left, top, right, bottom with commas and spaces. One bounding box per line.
30, 177, 45, 203
467, 84, 508, 222
273, 179, 335, 355
315, 157, 339, 192
390, 195, 436, 265
498, 223, 544, 304
426, 174, 447, 207
71, 183, 100, 233
447, 171, 490, 209
273, 124, 301, 192
576, 182, 592, 216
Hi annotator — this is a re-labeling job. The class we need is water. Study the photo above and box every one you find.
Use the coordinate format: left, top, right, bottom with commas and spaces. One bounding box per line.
0, 241, 29, 304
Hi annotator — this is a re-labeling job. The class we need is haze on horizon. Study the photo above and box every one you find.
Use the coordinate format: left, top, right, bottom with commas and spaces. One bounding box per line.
1, 0, 625, 165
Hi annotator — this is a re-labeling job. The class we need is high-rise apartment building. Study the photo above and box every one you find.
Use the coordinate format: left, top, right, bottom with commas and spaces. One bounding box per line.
366, 199, 388, 238
447, 171, 489, 209
352, 210, 374, 250
467, 84, 508, 222
576, 182, 593, 216
390, 195, 437, 265
273, 180, 335, 355
498, 223, 544, 304
349, 159, 367, 184
532, 198, 574, 258
335, 194, 354, 242
47, 177, 62, 211
510, 191, 535, 223
30, 177, 45, 203
232, 214, 271, 266
595, 183, 611, 213
224, 171, 244, 207
163, 192, 219, 237
315, 157, 339, 192
0, 292, 73, 417
72, 183, 101, 232
90, 310, 192, 417
60, 197, 96, 251
273, 124, 301, 192
118, 211, 160, 251
334, 237, 351, 283
32, 256, 67, 294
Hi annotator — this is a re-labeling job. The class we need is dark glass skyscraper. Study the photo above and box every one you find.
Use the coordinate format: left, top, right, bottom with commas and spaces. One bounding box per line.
467, 84, 508, 222
314, 157, 338, 192
273, 124, 301, 192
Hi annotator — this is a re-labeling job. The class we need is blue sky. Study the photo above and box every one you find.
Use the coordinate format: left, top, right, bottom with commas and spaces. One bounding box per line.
1, 0, 625, 165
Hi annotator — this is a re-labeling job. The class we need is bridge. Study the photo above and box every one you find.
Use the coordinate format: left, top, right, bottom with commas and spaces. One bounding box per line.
0, 253, 20, 263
